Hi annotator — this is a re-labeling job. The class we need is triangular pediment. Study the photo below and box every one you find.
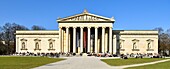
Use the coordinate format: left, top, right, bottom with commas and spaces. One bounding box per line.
57, 10, 115, 23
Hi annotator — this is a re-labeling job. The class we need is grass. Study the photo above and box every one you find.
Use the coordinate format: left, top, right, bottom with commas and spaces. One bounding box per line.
126, 60, 170, 69
0, 56, 64, 69
101, 58, 166, 66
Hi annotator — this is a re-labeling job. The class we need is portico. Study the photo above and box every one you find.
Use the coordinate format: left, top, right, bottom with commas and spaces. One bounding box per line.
58, 10, 115, 53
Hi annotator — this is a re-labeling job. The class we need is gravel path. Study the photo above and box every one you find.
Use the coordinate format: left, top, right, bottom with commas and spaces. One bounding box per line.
33, 57, 170, 69
33, 57, 112, 69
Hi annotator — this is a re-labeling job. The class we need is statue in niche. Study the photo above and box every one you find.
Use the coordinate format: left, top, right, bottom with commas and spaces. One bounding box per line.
133, 42, 137, 49
35, 42, 39, 49
148, 42, 151, 49
49, 42, 53, 49
119, 42, 122, 49
22, 42, 25, 49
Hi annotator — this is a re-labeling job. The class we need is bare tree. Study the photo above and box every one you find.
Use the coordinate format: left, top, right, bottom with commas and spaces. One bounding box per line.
0, 23, 29, 54
166, 28, 170, 55
153, 27, 164, 54
166, 28, 170, 36
159, 33, 170, 56
153, 27, 164, 34
31, 25, 46, 30
0, 30, 7, 55
0, 41, 7, 55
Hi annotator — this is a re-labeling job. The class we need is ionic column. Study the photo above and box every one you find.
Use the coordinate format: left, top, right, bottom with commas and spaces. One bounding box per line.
73, 27, 76, 53
102, 27, 105, 53
68, 30, 70, 52
80, 27, 84, 53
59, 27, 62, 52
109, 27, 112, 54
66, 27, 69, 53
95, 27, 98, 53
105, 29, 108, 53
62, 29, 64, 52
87, 27, 91, 53
113, 35, 117, 54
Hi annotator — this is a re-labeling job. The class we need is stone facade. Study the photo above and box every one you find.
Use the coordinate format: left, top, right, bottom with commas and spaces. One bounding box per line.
113, 30, 158, 54
15, 31, 60, 54
15, 10, 158, 55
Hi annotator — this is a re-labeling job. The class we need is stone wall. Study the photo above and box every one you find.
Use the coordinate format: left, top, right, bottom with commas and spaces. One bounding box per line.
15, 30, 60, 53
113, 30, 158, 55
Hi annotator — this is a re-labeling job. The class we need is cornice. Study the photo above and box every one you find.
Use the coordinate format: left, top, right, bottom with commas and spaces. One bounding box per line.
113, 33, 158, 35
15, 33, 59, 35
58, 21, 114, 23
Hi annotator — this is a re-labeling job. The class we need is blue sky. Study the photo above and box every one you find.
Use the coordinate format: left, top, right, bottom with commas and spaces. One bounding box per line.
0, 0, 169, 30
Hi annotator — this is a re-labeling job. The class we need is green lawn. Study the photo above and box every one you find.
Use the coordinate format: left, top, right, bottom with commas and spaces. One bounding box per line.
0, 56, 64, 69
101, 58, 166, 66
126, 60, 170, 69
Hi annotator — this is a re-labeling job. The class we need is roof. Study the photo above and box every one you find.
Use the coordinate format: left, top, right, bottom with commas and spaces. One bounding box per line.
113, 30, 158, 35
15, 30, 59, 35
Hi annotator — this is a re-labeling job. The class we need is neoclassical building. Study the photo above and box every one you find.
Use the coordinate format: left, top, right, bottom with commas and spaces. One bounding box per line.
15, 10, 158, 55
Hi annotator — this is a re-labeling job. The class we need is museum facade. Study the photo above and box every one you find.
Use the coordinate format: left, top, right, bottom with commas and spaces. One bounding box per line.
15, 10, 158, 55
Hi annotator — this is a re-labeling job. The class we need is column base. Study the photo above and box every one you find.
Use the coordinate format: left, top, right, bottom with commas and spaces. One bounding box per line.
91, 47, 93, 53
78, 47, 81, 53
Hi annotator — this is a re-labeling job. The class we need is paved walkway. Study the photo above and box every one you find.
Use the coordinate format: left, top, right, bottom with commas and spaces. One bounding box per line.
33, 57, 112, 69
33, 57, 170, 69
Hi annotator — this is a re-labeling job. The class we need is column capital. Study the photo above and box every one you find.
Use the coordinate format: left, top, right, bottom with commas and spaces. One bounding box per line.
109, 27, 112, 29
66, 26, 69, 28
88, 27, 91, 28
80, 27, 84, 28
73, 26, 76, 28
102, 27, 106, 29
95, 27, 98, 29
59, 26, 62, 29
